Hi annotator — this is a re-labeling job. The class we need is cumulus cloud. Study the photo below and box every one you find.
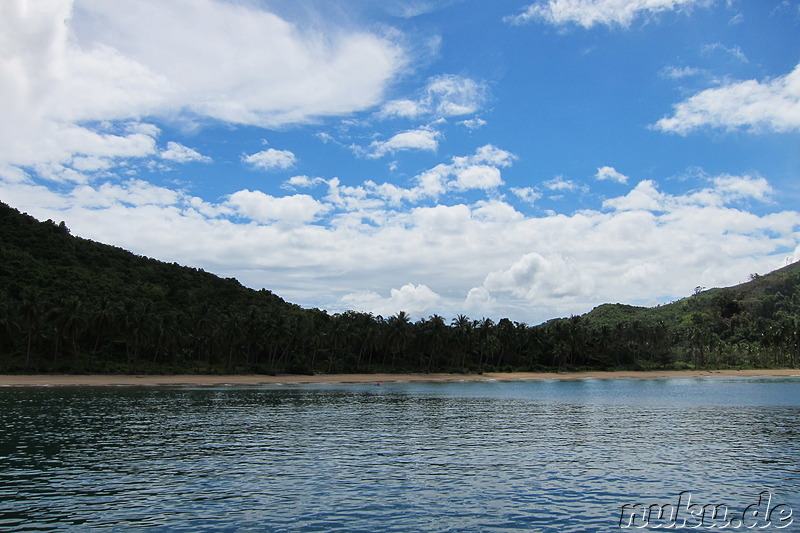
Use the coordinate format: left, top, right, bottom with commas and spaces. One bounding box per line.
333, 144, 515, 204
454, 144, 517, 168
603, 174, 772, 212
71, 0, 405, 126
71, 179, 180, 208
381, 74, 486, 119
656, 63, 800, 134
243, 148, 297, 170
602, 180, 665, 211
0, 0, 405, 179
161, 142, 211, 163
284, 175, 326, 189
227, 189, 326, 225
484, 252, 595, 300
450, 165, 503, 191
368, 128, 441, 158
0, 163, 30, 183
1, 167, 796, 324
506, 0, 706, 28
711, 174, 771, 202
380, 99, 425, 119
544, 175, 579, 192
458, 118, 487, 130
511, 187, 542, 204
595, 166, 629, 183
660, 65, 703, 79
342, 283, 441, 317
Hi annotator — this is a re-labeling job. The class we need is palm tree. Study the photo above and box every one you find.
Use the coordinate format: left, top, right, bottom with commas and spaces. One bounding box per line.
48, 298, 85, 364
20, 292, 41, 368
476, 317, 495, 371
0, 299, 19, 364
221, 310, 244, 372
452, 314, 473, 372
424, 314, 447, 371
90, 297, 116, 360
123, 301, 146, 372
328, 315, 352, 372
495, 318, 516, 369
386, 311, 412, 370
305, 313, 327, 374
358, 315, 380, 371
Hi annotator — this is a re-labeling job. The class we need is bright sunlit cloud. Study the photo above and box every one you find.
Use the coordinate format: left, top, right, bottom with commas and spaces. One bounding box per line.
161, 142, 212, 164
595, 166, 629, 184
506, 0, 708, 28
243, 149, 297, 171
656, 63, 800, 134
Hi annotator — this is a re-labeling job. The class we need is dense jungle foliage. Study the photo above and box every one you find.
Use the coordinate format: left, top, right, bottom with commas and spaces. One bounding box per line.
0, 201, 798, 374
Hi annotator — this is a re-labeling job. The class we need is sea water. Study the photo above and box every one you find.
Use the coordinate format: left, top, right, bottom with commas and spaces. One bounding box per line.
0, 377, 798, 532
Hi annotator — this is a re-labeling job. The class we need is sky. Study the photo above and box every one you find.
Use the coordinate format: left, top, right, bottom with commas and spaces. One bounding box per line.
1, 0, 799, 324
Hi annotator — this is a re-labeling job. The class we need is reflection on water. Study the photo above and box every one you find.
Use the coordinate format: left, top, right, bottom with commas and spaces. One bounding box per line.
0, 378, 798, 532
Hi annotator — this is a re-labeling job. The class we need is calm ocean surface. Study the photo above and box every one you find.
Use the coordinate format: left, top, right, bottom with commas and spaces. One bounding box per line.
0, 377, 798, 532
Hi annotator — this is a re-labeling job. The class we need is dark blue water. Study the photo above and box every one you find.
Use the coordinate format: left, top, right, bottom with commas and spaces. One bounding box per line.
0, 377, 798, 532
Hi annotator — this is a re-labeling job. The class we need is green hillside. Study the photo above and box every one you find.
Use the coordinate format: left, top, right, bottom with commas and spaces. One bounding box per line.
564, 261, 800, 369
0, 200, 797, 374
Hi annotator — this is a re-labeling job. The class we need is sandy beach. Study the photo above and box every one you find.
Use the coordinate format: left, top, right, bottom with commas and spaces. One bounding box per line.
0, 369, 797, 386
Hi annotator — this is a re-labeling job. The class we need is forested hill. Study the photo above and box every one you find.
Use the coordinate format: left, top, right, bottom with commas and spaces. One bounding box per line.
0, 200, 798, 374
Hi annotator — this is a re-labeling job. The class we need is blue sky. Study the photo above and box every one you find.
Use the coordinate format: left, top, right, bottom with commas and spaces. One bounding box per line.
1, 0, 799, 324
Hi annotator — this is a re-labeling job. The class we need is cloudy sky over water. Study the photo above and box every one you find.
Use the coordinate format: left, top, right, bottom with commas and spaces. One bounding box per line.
1, 0, 799, 323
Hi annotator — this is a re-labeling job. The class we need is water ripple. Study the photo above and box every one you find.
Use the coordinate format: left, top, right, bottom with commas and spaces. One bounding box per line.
0, 379, 798, 531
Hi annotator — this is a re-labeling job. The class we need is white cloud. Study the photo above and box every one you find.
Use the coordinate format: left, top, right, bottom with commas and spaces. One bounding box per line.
484, 252, 595, 300
453, 144, 517, 168
465, 286, 493, 313
450, 165, 503, 191
603, 180, 665, 211
368, 128, 441, 158
711, 174, 771, 202
511, 187, 542, 204
412, 204, 472, 234
227, 189, 326, 225
604, 174, 771, 212
702, 42, 748, 63
342, 283, 441, 317
285, 175, 326, 189
243, 148, 297, 171
0, 0, 405, 178
656, 63, 800, 134
161, 142, 212, 164
71, 156, 112, 172
410, 145, 515, 196
71, 179, 180, 208
472, 200, 523, 222
544, 175, 579, 191
595, 165, 629, 183
0, 163, 29, 183
660, 65, 703, 79
458, 118, 487, 130
330, 144, 517, 206
427, 75, 486, 116
381, 75, 486, 119
380, 99, 425, 118
506, 0, 706, 28
71, 0, 405, 127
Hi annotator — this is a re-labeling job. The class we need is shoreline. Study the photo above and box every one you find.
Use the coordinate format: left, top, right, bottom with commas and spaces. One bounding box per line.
0, 369, 797, 386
